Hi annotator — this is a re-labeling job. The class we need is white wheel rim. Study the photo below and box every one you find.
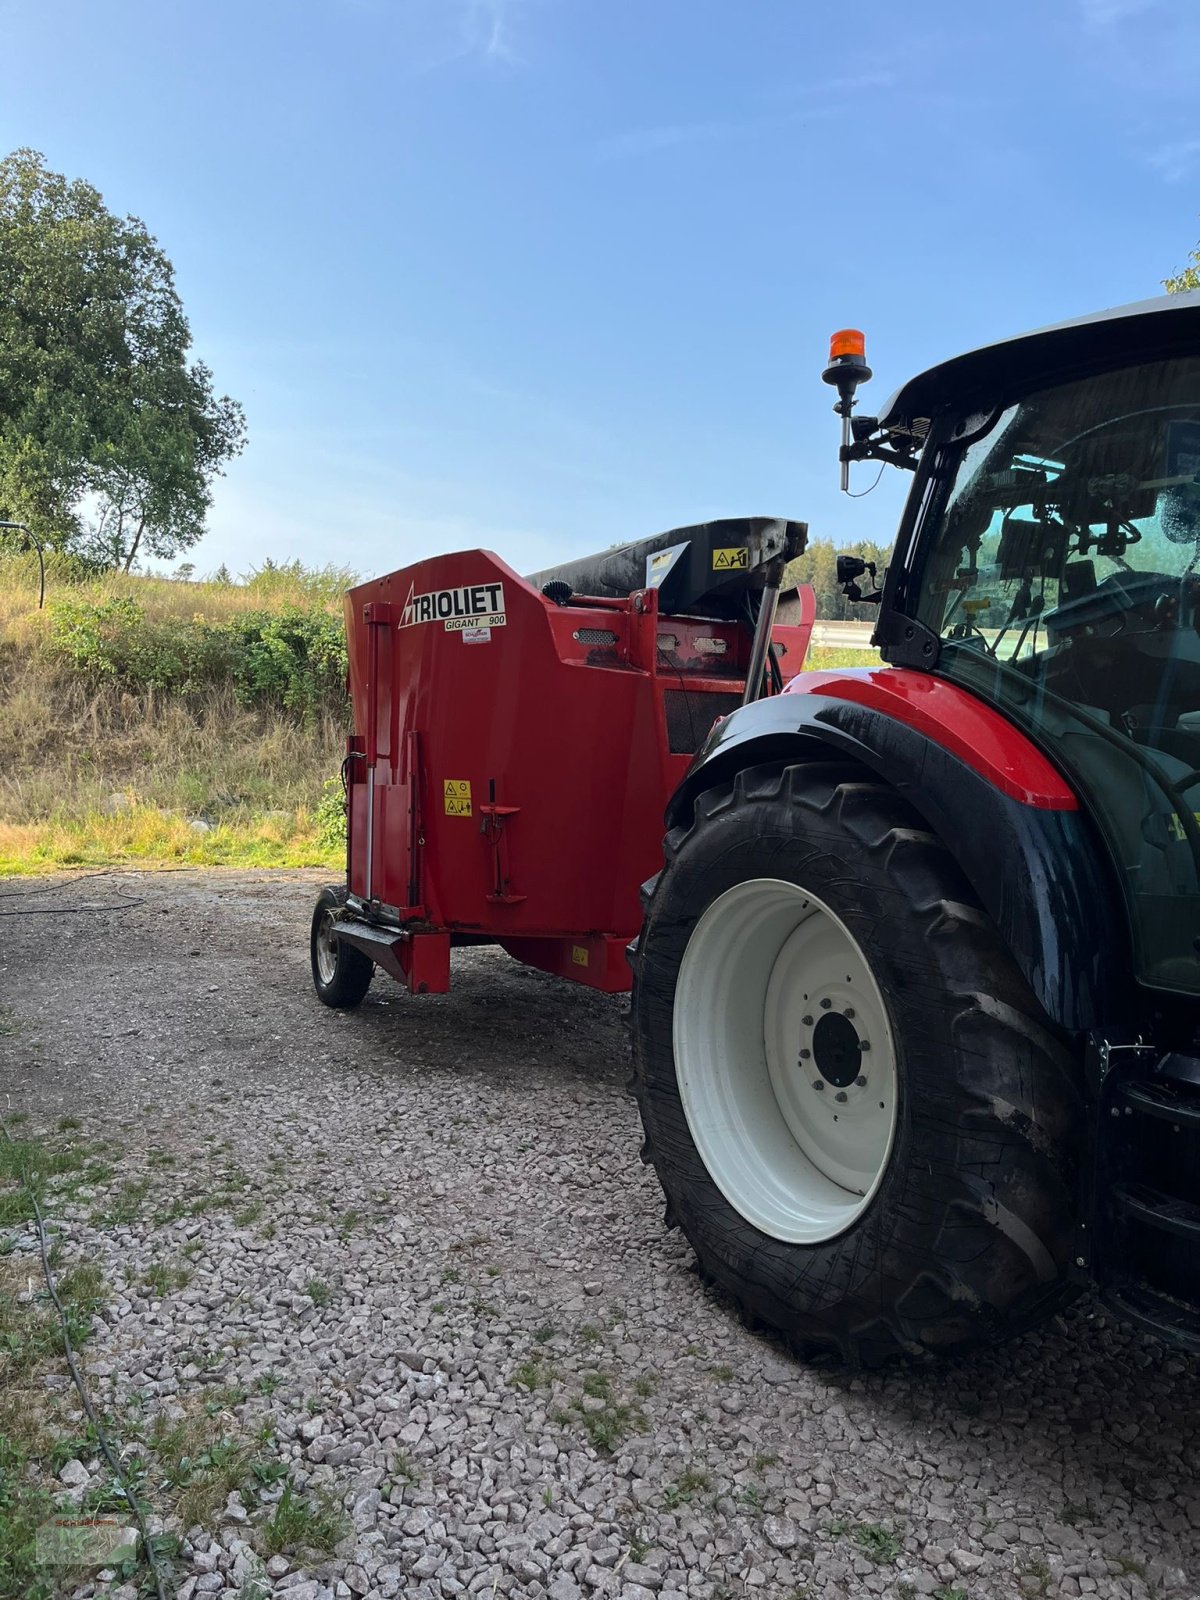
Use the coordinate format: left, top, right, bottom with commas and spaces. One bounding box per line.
673, 878, 898, 1244
316, 910, 339, 984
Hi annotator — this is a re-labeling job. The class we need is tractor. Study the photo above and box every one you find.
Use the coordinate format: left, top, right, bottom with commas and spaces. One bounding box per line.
312, 291, 1200, 1363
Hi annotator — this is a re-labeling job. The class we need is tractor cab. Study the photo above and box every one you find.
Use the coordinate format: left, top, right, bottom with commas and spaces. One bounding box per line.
838, 293, 1200, 999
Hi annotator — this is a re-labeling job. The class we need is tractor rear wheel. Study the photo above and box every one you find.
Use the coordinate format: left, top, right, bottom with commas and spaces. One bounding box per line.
630, 761, 1082, 1363
310, 886, 374, 1009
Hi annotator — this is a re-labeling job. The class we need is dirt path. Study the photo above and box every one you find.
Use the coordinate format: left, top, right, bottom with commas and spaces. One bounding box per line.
1, 870, 1197, 1600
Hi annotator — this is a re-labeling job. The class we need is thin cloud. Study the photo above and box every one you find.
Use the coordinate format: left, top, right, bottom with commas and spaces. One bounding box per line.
1079, 0, 1158, 25
1148, 137, 1200, 183
595, 119, 743, 160
463, 0, 520, 63
594, 71, 898, 161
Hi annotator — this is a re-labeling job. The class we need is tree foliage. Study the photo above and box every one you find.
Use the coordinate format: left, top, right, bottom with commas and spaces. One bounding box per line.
1165, 239, 1200, 295
0, 148, 246, 568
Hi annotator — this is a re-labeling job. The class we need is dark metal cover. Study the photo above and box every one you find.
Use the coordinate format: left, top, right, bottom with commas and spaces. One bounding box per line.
880, 289, 1200, 431
526, 516, 806, 620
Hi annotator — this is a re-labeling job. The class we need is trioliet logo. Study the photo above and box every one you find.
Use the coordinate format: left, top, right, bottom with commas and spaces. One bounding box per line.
399, 581, 506, 630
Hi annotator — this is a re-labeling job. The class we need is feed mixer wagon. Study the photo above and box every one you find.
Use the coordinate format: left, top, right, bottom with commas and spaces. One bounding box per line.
311, 517, 813, 1001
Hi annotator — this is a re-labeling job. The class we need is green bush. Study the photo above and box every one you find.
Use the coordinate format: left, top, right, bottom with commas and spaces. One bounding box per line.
46, 594, 235, 691
315, 773, 348, 851
45, 595, 348, 720
222, 608, 347, 717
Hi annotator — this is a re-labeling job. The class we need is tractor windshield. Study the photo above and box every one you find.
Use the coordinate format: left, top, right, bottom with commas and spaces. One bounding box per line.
908, 352, 1200, 995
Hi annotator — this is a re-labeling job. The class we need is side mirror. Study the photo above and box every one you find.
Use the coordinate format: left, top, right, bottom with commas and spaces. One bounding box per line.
837, 554, 882, 605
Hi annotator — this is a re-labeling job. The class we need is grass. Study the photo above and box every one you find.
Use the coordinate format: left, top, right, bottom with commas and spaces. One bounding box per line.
303, 1279, 332, 1309
259, 1482, 348, 1558
0, 806, 338, 877
513, 1358, 553, 1390
558, 1371, 647, 1454
662, 1468, 710, 1508
801, 644, 879, 671
824, 1520, 903, 1565
1020, 1556, 1052, 1596
92, 1177, 151, 1227
140, 1260, 192, 1295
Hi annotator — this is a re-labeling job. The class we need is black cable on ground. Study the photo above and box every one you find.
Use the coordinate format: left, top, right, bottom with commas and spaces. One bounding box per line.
0, 1118, 170, 1600
0, 870, 123, 901
0, 899, 145, 917
0, 871, 145, 916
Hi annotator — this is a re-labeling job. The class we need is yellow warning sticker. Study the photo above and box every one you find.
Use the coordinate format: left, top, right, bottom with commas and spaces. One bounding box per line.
712, 547, 749, 570
571, 945, 589, 967
443, 779, 472, 817
1168, 811, 1200, 842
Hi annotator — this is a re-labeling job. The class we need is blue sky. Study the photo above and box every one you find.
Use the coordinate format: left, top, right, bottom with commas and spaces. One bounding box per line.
3, 0, 1199, 580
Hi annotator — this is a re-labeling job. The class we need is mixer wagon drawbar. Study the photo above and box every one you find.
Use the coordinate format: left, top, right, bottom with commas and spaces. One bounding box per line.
314, 294, 1200, 1363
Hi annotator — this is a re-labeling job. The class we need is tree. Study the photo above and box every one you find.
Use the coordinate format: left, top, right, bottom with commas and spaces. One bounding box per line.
1165, 234, 1200, 293
0, 149, 245, 568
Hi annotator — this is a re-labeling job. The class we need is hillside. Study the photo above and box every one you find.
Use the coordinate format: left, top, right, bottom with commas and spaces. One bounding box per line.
0, 554, 351, 875
0, 551, 875, 877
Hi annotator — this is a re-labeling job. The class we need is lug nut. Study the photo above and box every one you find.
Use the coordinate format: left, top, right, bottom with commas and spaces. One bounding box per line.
802, 1014, 813, 1027
859, 1040, 870, 1052
813, 1080, 825, 1091
820, 998, 832, 1010
799, 1049, 811, 1060
844, 1007, 855, 1020
835, 1091, 848, 1103
855, 1074, 867, 1087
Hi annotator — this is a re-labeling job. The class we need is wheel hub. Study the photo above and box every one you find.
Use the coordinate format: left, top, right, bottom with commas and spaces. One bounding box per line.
810, 1010, 863, 1089
673, 877, 899, 1244
316, 910, 339, 984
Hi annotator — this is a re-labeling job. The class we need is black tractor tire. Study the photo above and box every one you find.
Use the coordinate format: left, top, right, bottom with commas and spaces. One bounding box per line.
310, 886, 374, 1010
630, 760, 1083, 1364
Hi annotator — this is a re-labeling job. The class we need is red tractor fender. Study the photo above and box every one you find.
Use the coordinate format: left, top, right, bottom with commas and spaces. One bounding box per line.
665, 667, 1134, 1034
793, 668, 1077, 808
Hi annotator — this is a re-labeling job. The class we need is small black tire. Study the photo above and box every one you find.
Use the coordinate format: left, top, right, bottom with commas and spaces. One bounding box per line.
630, 760, 1083, 1364
310, 886, 374, 1010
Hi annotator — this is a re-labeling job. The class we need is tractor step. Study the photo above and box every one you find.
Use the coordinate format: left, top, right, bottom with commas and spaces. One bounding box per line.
1102, 1277, 1200, 1354
1116, 1077, 1200, 1128
1096, 1056, 1200, 1353
1112, 1181, 1200, 1241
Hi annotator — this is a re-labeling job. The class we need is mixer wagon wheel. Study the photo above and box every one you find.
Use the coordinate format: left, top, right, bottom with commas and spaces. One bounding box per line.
630, 759, 1083, 1364
310, 885, 374, 1009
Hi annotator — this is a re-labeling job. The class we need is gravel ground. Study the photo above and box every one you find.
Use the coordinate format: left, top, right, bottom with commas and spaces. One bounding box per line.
1, 869, 1198, 1600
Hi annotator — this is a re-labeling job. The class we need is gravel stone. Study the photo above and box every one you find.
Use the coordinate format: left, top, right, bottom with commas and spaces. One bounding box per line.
5, 870, 1199, 1600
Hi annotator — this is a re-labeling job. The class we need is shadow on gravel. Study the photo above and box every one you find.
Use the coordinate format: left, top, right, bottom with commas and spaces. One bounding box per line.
337, 948, 632, 1087
797, 1300, 1200, 1485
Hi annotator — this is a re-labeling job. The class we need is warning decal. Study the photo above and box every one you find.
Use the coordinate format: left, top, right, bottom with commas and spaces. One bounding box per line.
571, 945, 589, 967
645, 540, 688, 589
400, 581, 507, 631
712, 547, 748, 570
444, 779, 472, 817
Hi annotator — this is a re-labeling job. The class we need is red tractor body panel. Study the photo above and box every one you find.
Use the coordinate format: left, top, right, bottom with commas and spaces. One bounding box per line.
343, 549, 814, 992
788, 667, 1079, 809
